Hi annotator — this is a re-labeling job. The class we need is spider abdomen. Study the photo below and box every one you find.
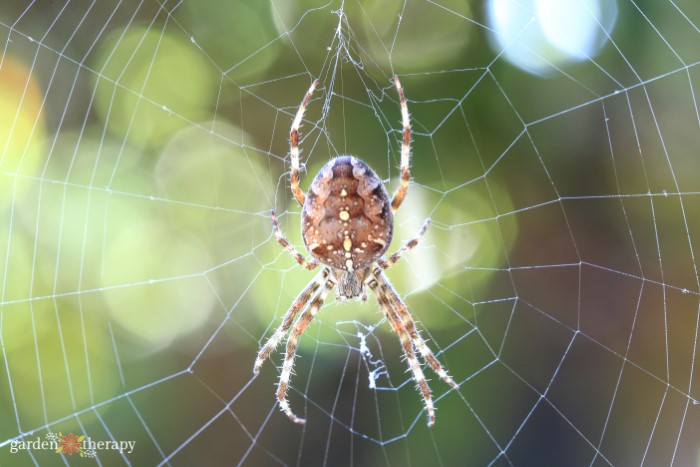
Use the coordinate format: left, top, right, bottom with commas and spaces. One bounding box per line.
301, 156, 393, 271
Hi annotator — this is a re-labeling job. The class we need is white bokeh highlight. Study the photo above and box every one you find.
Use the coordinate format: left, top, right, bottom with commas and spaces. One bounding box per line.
487, 0, 618, 76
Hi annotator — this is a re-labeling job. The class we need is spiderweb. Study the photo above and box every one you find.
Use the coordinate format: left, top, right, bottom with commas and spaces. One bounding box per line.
1, 0, 699, 465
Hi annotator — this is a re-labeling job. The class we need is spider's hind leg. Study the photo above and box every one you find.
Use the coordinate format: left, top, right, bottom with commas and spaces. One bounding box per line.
290, 79, 319, 207
390, 75, 412, 213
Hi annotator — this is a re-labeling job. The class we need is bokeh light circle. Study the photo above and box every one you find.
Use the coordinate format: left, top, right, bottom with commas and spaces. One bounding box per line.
487, 0, 618, 76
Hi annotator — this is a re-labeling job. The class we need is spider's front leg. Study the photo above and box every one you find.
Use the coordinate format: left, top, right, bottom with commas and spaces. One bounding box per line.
365, 273, 436, 426
254, 268, 330, 374
277, 276, 337, 424
376, 269, 458, 390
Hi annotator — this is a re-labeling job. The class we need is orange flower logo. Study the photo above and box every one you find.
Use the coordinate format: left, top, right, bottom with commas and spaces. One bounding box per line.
57, 433, 84, 456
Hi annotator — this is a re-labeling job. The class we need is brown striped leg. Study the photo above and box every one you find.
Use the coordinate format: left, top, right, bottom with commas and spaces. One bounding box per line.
271, 210, 318, 270
254, 268, 330, 374
277, 277, 336, 424
366, 273, 435, 426
290, 79, 319, 207
378, 219, 430, 270
391, 75, 412, 212
373, 267, 458, 390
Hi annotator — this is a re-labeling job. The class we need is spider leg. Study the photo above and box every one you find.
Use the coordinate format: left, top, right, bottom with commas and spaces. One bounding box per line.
390, 75, 412, 213
377, 219, 430, 269
366, 273, 436, 426
271, 210, 319, 270
277, 276, 336, 424
290, 79, 319, 207
254, 268, 330, 374
373, 267, 458, 390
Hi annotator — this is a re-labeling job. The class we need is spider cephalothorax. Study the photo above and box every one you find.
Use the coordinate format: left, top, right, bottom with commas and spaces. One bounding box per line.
254, 76, 458, 426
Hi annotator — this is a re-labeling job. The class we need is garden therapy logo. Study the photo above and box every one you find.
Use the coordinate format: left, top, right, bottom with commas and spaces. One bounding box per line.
47, 432, 94, 457
9, 432, 135, 457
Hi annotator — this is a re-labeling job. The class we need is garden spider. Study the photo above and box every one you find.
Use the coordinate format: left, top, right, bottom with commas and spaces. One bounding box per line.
254, 76, 458, 426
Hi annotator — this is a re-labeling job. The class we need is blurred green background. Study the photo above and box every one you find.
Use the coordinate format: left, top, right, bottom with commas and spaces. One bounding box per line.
0, 0, 699, 465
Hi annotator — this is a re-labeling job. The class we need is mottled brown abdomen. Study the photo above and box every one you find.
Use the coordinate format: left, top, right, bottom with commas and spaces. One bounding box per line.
301, 156, 393, 271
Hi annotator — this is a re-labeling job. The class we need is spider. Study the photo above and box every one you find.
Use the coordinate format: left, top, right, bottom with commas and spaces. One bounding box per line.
254, 76, 458, 426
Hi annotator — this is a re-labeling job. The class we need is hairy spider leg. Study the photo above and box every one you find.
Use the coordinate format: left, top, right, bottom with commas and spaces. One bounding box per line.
254, 268, 330, 374
366, 272, 435, 425
271, 210, 318, 270
290, 79, 319, 207
374, 267, 458, 390
277, 276, 337, 424
378, 219, 430, 270
376, 221, 457, 391
262, 78, 448, 427
391, 75, 412, 212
